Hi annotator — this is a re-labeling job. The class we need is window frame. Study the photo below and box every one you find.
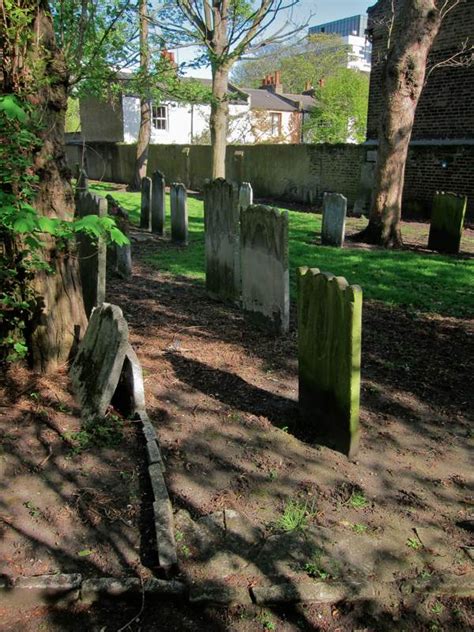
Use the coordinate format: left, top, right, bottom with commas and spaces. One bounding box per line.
152, 104, 168, 131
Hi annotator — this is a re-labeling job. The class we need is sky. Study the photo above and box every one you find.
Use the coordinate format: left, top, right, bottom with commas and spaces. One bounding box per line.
177, 0, 373, 78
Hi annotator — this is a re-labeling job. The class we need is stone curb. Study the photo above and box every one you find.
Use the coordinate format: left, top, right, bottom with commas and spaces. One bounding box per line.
250, 581, 348, 605
0, 575, 186, 605
137, 409, 178, 570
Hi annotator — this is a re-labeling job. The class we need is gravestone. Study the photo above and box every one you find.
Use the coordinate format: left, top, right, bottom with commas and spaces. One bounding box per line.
428, 191, 467, 254
170, 183, 188, 245
238, 182, 253, 212
140, 176, 152, 231
151, 170, 166, 235
75, 167, 89, 194
241, 205, 289, 334
297, 267, 362, 458
106, 194, 132, 278
182, 147, 190, 189
76, 192, 107, 317
70, 303, 145, 420
204, 178, 240, 303
321, 193, 347, 247
234, 150, 244, 186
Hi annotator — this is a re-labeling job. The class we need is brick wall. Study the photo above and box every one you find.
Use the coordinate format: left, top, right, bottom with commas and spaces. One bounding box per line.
367, 0, 474, 141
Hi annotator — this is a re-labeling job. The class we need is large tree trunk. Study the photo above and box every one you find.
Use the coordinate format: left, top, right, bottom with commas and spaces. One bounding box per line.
210, 65, 229, 179
6, 1, 88, 372
130, 0, 151, 191
358, 0, 443, 248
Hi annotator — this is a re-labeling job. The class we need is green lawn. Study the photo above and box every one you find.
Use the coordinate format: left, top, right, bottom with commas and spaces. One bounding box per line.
89, 182, 474, 318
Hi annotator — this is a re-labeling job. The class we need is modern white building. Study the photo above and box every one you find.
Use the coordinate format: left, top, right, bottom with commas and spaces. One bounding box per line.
309, 14, 371, 73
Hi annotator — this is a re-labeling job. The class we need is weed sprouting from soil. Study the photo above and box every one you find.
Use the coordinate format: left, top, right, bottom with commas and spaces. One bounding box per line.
66, 412, 124, 455
275, 499, 316, 532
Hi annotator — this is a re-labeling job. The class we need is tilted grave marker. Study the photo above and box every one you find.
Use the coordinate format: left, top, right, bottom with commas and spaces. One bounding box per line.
76, 192, 107, 317
151, 170, 166, 235
170, 183, 188, 245
241, 205, 289, 334
297, 267, 362, 458
428, 191, 467, 254
140, 176, 152, 231
321, 192, 347, 247
106, 194, 132, 279
204, 178, 241, 303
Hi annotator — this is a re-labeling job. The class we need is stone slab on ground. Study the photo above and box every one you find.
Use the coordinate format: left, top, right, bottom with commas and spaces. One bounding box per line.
251, 581, 348, 604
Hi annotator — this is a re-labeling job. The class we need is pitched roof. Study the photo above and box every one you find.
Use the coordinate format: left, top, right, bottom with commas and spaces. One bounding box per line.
240, 88, 315, 112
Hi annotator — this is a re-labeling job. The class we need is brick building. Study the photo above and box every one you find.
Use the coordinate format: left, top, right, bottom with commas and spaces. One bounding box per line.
365, 0, 474, 216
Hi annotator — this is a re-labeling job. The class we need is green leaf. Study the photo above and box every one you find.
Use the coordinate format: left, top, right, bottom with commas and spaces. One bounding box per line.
110, 226, 130, 245
37, 216, 58, 233
13, 216, 36, 233
77, 549, 94, 557
0, 95, 27, 122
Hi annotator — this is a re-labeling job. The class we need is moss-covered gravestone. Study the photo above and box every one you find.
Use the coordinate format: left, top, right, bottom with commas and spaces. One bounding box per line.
428, 192, 467, 254
297, 268, 362, 458
204, 178, 240, 303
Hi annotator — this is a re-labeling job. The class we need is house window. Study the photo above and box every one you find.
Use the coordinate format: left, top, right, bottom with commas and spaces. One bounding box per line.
270, 112, 282, 136
152, 105, 168, 130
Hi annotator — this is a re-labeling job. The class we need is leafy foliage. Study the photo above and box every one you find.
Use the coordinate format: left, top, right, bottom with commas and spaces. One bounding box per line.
231, 34, 349, 92
304, 68, 369, 144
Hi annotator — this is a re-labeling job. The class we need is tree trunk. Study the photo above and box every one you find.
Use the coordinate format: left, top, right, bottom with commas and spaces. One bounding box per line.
7, 1, 88, 372
210, 64, 229, 179
130, 0, 151, 191
358, 0, 443, 248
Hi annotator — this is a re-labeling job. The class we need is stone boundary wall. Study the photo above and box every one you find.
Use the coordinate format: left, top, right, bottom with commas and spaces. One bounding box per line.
66, 141, 474, 216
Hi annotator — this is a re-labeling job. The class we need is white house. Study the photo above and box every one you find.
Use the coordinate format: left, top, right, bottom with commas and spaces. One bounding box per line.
79, 72, 315, 146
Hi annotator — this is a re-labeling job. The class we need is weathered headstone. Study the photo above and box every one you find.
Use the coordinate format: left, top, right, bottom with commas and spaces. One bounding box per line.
182, 147, 190, 189
297, 268, 362, 458
170, 183, 188, 245
70, 303, 145, 420
76, 192, 107, 317
76, 167, 89, 194
321, 193, 347, 247
140, 176, 152, 231
234, 150, 244, 186
204, 178, 240, 303
241, 205, 289, 334
151, 170, 166, 235
428, 191, 467, 254
238, 182, 253, 212
106, 194, 132, 279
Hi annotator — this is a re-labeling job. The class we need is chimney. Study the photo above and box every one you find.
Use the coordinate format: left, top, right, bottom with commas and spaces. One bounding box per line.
260, 71, 283, 94
161, 49, 177, 68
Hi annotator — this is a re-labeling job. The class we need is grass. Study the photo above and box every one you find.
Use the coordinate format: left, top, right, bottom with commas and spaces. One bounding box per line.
89, 182, 474, 318
274, 500, 315, 532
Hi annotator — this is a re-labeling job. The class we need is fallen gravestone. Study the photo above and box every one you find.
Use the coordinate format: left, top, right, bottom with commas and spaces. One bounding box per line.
238, 182, 253, 212
321, 192, 347, 247
170, 183, 188, 245
70, 303, 134, 419
240, 205, 289, 333
204, 178, 240, 303
428, 191, 467, 254
297, 268, 362, 458
76, 192, 107, 317
151, 170, 166, 235
140, 176, 152, 231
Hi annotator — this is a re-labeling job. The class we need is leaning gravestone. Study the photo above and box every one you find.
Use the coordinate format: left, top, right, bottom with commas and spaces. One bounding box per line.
76, 192, 107, 318
70, 303, 144, 420
241, 205, 289, 334
204, 178, 240, 303
151, 170, 166, 235
428, 191, 467, 254
140, 176, 152, 231
170, 183, 188, 245
297, 268, 362, 458
238, 182, 253, 212
321, 192, 347, 247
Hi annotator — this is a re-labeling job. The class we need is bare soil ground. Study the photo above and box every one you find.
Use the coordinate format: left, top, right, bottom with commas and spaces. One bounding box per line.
0, 370, 157, 581
1, 225, 473, 630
